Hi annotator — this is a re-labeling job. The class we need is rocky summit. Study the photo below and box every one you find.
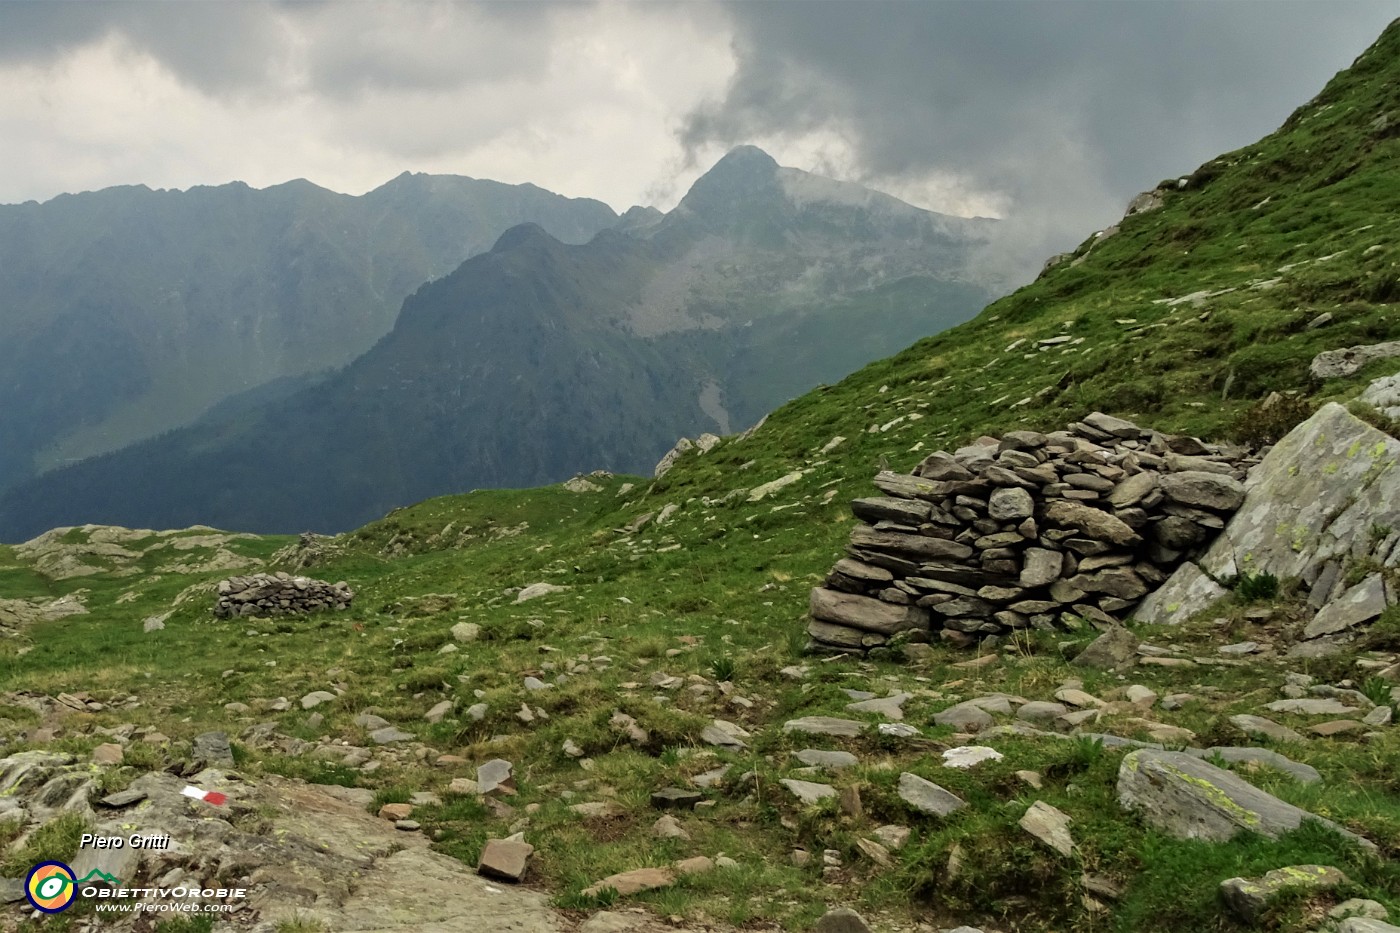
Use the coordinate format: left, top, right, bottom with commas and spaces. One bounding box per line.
4, 16, 1400, 933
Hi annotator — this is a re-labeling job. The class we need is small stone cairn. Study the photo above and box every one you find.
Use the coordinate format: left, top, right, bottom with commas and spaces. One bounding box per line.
809, 412, 1257, 652
214, 571, 353, 618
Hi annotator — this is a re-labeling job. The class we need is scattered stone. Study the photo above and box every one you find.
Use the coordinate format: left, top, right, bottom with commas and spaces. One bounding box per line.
700, 719, 750, 748
1220, 865, 1349, 924
651, 787, 703, 810
425, 701, 453, 724
814, 907, 873, 933
582, 867, 675, 898
1189, 747, 1320, 784
845, 692, 912, 720
1073, 626, 1140, 671
1264, 698, 1360, 716
1228, 714, 1304, 743
783, 716, 865, 738
897, 772, 966, 817
477, 759, 515, 796
1018, 701, 1069, 723
795, 749, 859, 771
1311, 719, 1367, 737
651, 814, 690, 840
99, 788, 148, 808
1020, 801, 1075, 857
92, 743, 124, 765
515, 582, 570, 603
300, 690, 337, 709
933, 702, 994, 733
370, 726, 413, 744
873, 824, 911, 850
477, 838, 534, 883
378, 803, 413, 821
451, 621, 480, 643
942, 746, 1003, 769
780, 779, 838, 805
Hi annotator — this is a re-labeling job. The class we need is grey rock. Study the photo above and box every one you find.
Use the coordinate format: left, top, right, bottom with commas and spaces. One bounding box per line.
1228, 714, 1305, 744
1117, 749, 1375, 850
1360, 372, 1400, 419
988, 487, 1035, 521
1187, 746, 1320, 783
933, 702, 994, 733
1133, 562, 1229, 625
515, 582, 569, 603
1019, 800, 1075, 856
1189, 404, 1400, 596
1309, 340, 1400, 379
783, 716, 865, 738
846, 692, 912, 720
1337, 920, 1400, 933
652, 787, 703, 810
191, 731, 233, 766
99, 788, 149, 808
1220, 864, 1348, 924
451, 621, 480, 643
370, 726, 413, 744
780, 779, 838, 805
814, 907, 873, 933
1072, 625, 1140, 670
1044, 500, 1141, 545
425, 701, 453, 724
809, 587, 929, 635
1264, 698, 1360, 716
795, 749, 860, 771
477, 759, 515, 796
897, 772, 966, 816
700, 719, 751, 749
1304, 574, 1388, 639
1158, 471, 1246, 511
1019, 548, 1064, 588
1017, 701, 1070, 723
300, 690, 337, 709
1329, 899, 1389, 922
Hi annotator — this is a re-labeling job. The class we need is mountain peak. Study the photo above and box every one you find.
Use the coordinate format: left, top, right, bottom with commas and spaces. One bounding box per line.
676, 145, 782, 219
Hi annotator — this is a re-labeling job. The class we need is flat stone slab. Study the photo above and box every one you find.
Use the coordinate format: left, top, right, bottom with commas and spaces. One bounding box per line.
700, 719, 750, 748
1220, 865, 1348, 924
1228, 714, 1305, 743
779, 779, 838, 805
845, 692, 913, 720
1185, 747, 1321, 784
897, 772, 966, 817
1019, 800, 1075, 857
650, 787, 703, 810
1305, 574, 1389, 639
582, 866, 675, 898
370, 726, 413, 744
1117, 749, 1375, 851
783, 716, 864, 737
795, 749, 860, 770
1264, 698, 1360, 716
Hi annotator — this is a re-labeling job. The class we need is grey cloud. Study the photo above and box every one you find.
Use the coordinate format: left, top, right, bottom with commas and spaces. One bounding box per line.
685, 1, 1398, 277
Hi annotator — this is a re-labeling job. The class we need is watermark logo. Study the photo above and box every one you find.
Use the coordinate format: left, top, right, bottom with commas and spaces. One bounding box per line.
24, 862, 122, 913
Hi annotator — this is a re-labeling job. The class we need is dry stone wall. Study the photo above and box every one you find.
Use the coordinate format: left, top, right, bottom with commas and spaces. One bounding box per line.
214, 571, 353, 618
809, 412, 1256, 652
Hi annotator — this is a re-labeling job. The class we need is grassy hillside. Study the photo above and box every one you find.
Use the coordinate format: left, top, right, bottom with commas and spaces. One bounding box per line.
3, 20, 1400, 933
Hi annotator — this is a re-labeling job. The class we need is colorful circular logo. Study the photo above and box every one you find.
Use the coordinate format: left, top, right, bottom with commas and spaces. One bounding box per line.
26, 861, 77, 913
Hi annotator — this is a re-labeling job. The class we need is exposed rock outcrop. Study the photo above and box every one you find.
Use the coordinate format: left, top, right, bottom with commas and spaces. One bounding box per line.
808, 413, 1255, 651
1138, 398, 1399, 642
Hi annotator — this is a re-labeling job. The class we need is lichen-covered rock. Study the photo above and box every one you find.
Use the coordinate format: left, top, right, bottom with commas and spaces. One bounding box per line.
1220, 865, 1349, 923
1116, 749, 1375, 851
1142, 402, 1399, 630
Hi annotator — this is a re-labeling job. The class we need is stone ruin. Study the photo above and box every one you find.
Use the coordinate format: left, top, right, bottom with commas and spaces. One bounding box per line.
214, 571, 353, 618
808, 411, 1258, 652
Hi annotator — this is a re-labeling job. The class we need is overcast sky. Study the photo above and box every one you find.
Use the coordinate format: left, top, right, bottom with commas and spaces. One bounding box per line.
0, 1, 1394, 272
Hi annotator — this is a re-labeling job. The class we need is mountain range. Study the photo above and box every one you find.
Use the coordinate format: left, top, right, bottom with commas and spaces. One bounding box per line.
0, 173, 620, 497
0, 146, 1005, 538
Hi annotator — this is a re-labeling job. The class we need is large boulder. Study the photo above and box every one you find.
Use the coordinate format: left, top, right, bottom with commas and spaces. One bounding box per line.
1116, 749, 1375, 851
1139, 402, 1400, 627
